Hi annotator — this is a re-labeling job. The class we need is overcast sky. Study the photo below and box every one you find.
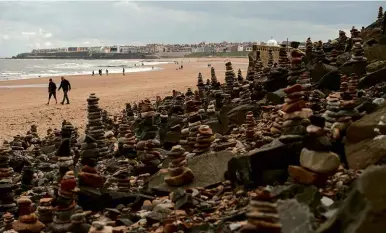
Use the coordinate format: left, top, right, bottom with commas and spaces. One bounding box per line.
0, 1, 382, 57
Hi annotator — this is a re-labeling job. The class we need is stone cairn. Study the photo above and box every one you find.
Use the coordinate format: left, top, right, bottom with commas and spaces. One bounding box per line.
322, 92, 342, 131
350, 27, 362, 44
278, 44, 289, 68
112, 169, 131, 192
11, 136, 24, 151
296, 71, 311, 88
245, 111, 256, 143
330, 49, 339, 66
125, 103, 135, 122
3, 212, 14, 231
305, 37, 313, 57
240, 191, 281, 233
210, 67, 219, 88
86, 94, 109, 158
197, 72, 205, 95
164, 145, 194, 186
288, 48, 306, 85
267, 49, 274, 68
340, 75, 349, 93
280, 84, 312, 142
79, 135, 105, 189
136, 139, 162, 175
136, 99, 158, 141
350, 42, 366, 62
314, 41, 325, 62
193, 125, 215, 154
56, 139, 73, 182
237, 69, 244, 83
347, 73, 359, 100
67, 212, 91, 233
253, 51, 264, 81
48, 171, 82, 233
13, 197, 45, 233
308, 90, 324, 115
37, 198, 53, 225
239, 84, 252, 104
332, 93, 361, 138
224, 62, 236, 95
289, 116, 340, 186
0, 143, 16, 214
117, 117, 136, 157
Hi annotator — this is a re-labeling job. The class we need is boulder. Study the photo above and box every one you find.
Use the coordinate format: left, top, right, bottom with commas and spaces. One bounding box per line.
227, 139, 303, 188
358, 67, 386, 88
309, 63, 338, 84
227, 104, 257, 127
317, 165, 386, 233
313, 70, 341, 91
265, 88, 286, 105
339, 61, 367, 77
366, 60, 386, 73
148, 151, 234, 194
300, 148, 340, 174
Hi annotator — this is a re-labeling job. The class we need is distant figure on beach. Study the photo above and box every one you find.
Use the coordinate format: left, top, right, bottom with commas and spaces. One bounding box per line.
46, 78, 57, 105
106, 69, 109, 76
123, 67, 125, 75
58, 76, 71, 105
142, 63, 144, 66
152, 66, 154, 70
92, 71, 94, 76
99, 69, 102, 76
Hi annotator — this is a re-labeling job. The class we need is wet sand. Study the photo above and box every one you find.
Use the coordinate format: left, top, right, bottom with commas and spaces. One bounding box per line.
0, 57, 248, 141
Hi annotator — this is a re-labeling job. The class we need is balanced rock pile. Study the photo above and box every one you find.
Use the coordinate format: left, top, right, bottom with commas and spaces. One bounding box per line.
197, 72, 205, 93
347, 73, 359, 99
340, 75, 349, 92
237, 69, 244, 83
112, 169, 131, 192
245, 111, 256, 143
211, 135, 237, 152
0, 143, 16, 214
37, 198, 53, 224
289, 116, 340, 186
350, 42, 367, 62
117, 119, 136, 157
193, 125, 215, 154
322, 92, 342, 130
3, 212, 14, 231
308, 90, 324, 114
267, 49, 274, 68
86, 94, 109, 157
296, 71, 311, 88
13, 197, 45, 233
224, 62, 236, 94
280, 84, 311, 141
278, 44, 289, 68
164, 145, 194, 186
136, 139, 162, 175
56, 139, 73, 181
210, 67, 220, 89
288, 47, 306, 84
239, 84, 252, 104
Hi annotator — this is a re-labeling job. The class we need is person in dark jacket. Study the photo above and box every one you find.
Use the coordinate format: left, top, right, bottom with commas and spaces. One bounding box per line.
58, 76, 71, 105
46, 78, 57, 105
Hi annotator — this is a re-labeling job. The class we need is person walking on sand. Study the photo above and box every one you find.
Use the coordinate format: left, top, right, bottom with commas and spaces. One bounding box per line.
46, 78, 57, 105
123, 67, 125, 75
58, 76, 71, 105
106, 69, 109, 76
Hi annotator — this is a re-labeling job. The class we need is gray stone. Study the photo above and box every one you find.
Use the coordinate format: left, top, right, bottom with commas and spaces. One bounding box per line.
277, 199, 315, 233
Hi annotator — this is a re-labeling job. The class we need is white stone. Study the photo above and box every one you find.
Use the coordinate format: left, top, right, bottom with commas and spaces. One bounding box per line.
300, 148, 340, 174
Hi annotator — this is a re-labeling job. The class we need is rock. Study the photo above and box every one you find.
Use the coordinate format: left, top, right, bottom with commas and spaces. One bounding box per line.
300, 148, 340, 174
366, 60, 386, 73
277, 199, 315, 233
227, 104, 257, 126
148, 151, 234, 194
317, 165, 386, 233
340, 60, 367, 77
358, 67, 386, 88
265, 89, 286, 105
288, 166, 328, 186
227, 139, 303, 188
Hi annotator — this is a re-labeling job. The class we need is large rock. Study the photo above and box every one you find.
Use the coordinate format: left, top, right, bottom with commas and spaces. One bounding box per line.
300, 148, 340, 174
265, 88, 286, 105
148, 151, 234, 194
359, 67, 386, 88
345, 103, 386, 169
339, 61, 367, 77
278, 199, 316, 233
317, 165, 386, 233
309, 63, 338, 84
313, 69, 341, 91
227, 139, 303, 188
227, 104, 257, 127
366, 60, 386, 73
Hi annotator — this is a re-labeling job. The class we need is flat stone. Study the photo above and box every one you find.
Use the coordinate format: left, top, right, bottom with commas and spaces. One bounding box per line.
288, 165, 327, 186
300, 148, 340, 174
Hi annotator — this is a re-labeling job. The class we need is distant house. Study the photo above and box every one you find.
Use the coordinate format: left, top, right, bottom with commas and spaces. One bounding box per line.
237, 45, 244, 52
245, 47, 252, 52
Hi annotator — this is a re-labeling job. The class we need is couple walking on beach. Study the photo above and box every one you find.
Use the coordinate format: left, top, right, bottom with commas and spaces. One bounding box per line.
47, 76, 71, 105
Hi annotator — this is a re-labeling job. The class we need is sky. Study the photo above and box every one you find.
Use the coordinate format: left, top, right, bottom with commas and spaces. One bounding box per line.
0, 1, 383, 57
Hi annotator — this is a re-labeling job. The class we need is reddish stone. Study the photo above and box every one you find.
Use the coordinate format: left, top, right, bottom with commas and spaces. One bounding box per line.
284, 84, 303, 94
288, 166, 328, 187
282, 100, 306, 113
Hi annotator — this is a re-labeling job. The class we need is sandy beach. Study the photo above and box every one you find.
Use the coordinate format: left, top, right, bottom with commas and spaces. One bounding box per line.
0, 57, 248, 141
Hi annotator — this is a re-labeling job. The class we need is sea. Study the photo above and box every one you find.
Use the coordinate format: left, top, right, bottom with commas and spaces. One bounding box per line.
0, 59, 169, 82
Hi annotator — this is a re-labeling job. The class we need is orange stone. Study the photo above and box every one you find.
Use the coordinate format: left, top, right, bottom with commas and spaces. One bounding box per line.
282, 100, 306, 113
284, 84, 303, 94
288, 165, 328, 186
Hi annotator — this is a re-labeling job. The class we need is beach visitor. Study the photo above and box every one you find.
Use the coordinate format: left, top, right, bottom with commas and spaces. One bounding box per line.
46, 78, 57, 105
106, 69, 109, 76
58, 76, 71, 105
123, 67, 125, 75
92, 71, 94, 76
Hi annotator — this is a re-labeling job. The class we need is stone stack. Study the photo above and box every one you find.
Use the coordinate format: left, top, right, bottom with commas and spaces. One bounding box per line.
3, 212, 14, 231
350, 26, 362, 44
197, 72, 205, 94
164, 145, 194, 186
340, 75, 349, 93
305, 37, 313, 56
136, 139, 162, 175
56, 139, 73, 182
224, 62, 236, 94
322, 92, 342, 130
211, 136, 237, 152
239, 84, 252, 104
289, 116, 340, 186
67, 212, 91, 233
245, 111, 256, 143
37, 198, 53, 224
136, 99, 158, 141
296, 71, 311, 88
125, 103, 135, 122
347, 73, 359, 100
210, 67, 220, 88
193, 125, 215, 154
330, 49, 339, 66
269, 109, 284, 136
0, 143, 16, 214
308, 90, 324, 115
61, 120, 75, 140
278, 44, 289, 68
288, 48, 306, 84
334, 94, 361, 129
314, 41, 325, 62
378, 6, 384, 22
86, 94, 109, 158
337, 31, 347, 53
350, 42, 367, 62
267, 49, 274, 68
48, 171, 82, 233
11, 136, 24, 151
13, 197, 45, 233
117, 118, 136, 157
280, 84, 312, 142
237, 69, 244, 83
253, 52, 264, 81
186, 88, 194, 97
112, 169, 131, 192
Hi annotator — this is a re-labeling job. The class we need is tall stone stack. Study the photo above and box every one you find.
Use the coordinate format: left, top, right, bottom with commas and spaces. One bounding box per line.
280, 84, 312, 142
378, 6, 384, 22
350, 42, 367, 62
136, 99, 158, 141
239, 84, 252, 104
288, 48, 306, 85
224, 62, 236, 94
330, 49, 339, 66
117, 118, 136, 157
308, 90, 324, 115
253, 51, 264, 81
125, 103, 135, 122
340, 75, 349, 93
322, 92, 342, 131
193, 125, 215, 154
246, 44, 258, 81
86, 94, 108, 158
289, 116, 340, 186
79, 135, 105, 189
164, 145, 194, 186
210, 67, 220, 89
314, 41, 325, 62
136, 139, 162, 175
197, 72, 205, 94
245, 111, 256, 143
267, 49, 274, 68
37, 198, 53, 225
278, 44, 289, 68
337, 30, 348, 53
350, 26, 362, 44
56, 139, 73, 182
13, 197, 45, 233
237, 69, 244, 83
347, 73, 359, 100
112, 169, 131, 192
0, 143, 16, 214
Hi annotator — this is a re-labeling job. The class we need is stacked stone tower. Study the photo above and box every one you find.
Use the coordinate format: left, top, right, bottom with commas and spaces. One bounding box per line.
224, 62, 236, 95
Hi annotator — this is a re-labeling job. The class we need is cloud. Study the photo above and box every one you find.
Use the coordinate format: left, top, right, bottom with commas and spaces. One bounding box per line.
0, 1, 382, 57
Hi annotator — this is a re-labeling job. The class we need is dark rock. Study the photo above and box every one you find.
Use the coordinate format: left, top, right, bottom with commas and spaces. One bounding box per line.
265, 88, 286, 105
310, 63, 338, 84
359, 67, 386, 88
227, 104, 257, 126
313, 69, 341, 91
340, 61, 367, 77
317, 165, 386, 233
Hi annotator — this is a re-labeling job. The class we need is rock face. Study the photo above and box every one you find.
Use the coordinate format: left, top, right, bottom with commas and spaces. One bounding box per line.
317, 165, 386, 233
345, 103, 386, 169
